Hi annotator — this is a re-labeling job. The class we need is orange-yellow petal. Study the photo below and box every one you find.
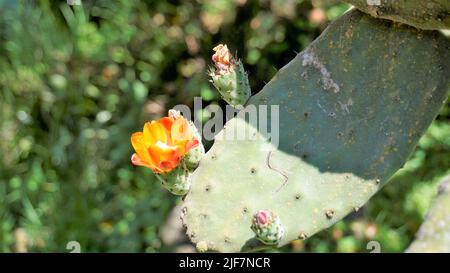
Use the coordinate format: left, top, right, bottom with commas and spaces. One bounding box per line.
149, 142, 181, 163
171, 118, 193, 146
131, 132, 153, 165
131, 153, 153, 169
143, 121, 169, 146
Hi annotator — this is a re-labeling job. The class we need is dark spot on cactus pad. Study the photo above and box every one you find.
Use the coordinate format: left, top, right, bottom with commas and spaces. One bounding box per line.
436, 12, 448, 22
304, 112, 310, 118
205, 185, 211, 192
298, 233, 308, 240
190, 232, 196, 238
182, 207, 188, 215
295, 193, 301, 200
375, 179, 381, 185
242, 207, 248, 214
325, 209, 335, 219
211, 154, 217, 160
293, 142, 301, 153
250, 167, 257, 174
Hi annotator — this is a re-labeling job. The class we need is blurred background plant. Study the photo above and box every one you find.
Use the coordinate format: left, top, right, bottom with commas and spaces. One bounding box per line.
0, 0, 448, 252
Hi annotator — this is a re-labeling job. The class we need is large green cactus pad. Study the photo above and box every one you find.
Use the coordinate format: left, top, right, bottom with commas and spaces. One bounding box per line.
345, 0, 450, 30
182, 10, 450, 252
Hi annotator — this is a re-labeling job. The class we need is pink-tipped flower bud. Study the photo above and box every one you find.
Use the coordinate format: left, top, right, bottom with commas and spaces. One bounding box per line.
209, 44, 251, 107
255, 210, 270, 226
251, 210, 285, 245
212, 44, 234, 73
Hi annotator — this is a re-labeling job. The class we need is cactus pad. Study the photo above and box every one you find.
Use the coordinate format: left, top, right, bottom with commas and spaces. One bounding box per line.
346, 0, 450, 30
182, 10, 450, 252
406, 175, 450, 253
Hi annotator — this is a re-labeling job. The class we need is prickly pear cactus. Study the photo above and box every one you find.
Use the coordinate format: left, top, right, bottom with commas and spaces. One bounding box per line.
181, 9, 450, 252
406, 175, 450, 253
346, 0, 450, 30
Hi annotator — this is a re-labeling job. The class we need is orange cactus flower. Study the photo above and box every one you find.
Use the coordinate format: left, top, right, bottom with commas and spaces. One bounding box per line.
131, 113, 199, 174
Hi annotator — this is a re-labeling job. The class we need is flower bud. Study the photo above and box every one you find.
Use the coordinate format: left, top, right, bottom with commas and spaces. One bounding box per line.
156, 165, 191, 195
209, 44, 251, 107
251, 210, 285, 245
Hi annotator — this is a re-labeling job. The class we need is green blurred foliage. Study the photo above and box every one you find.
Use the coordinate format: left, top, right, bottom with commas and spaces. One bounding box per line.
0, 0, 448, 252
